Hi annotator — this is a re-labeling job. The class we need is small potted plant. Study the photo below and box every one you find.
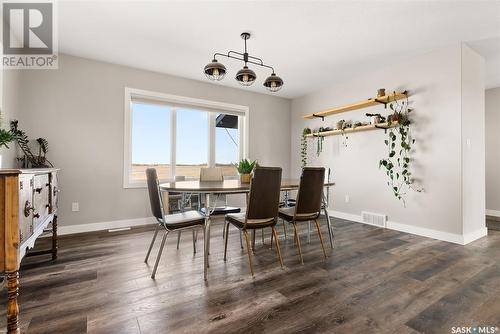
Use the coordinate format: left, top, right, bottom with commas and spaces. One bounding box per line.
235, 159, 257, 183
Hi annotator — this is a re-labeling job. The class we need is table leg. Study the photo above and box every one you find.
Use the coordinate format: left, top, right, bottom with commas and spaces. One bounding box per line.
6, 271, 19, 334
204, 220, 209, 280
205, 193, 211, 256
52, 215, 58, 260
204, 193, 210, 280
322, 191, 334, 248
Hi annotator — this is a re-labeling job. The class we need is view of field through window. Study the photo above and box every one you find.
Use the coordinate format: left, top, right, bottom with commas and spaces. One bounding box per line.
130, 103, 239, 182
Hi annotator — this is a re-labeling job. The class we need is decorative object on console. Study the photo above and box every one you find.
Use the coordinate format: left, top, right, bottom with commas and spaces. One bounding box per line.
10, 120, 53, 168
377, 88, 386, 97
204, 32, 284, 92
379, 93, 422, 206
235, 159, 257, 183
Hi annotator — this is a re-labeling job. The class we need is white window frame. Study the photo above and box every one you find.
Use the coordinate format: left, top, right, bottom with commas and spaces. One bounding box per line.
124, 87, 249, 188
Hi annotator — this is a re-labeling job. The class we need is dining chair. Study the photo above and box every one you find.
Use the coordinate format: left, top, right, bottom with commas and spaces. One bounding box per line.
223, 166, 283, 277
278, 167, 327, 264
144, 168, 206, 279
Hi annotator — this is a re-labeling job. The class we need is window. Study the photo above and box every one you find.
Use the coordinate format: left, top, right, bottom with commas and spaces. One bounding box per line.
130, 102, 171, 183
124, 88, 248, 187
215, 113, 239, 176
176, 108, 209, 178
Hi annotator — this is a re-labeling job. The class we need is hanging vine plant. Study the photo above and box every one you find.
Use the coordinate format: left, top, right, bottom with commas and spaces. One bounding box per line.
316, 127, 325, 157
379, 93, 422, 206
301, 127, 311, 167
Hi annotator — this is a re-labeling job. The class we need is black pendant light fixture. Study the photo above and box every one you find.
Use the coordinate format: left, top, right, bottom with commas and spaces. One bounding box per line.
204, 32, 283, 92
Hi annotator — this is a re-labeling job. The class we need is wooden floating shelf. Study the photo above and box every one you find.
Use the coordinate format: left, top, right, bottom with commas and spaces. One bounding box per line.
305, 121, 399, 138
303, 91, 408, 120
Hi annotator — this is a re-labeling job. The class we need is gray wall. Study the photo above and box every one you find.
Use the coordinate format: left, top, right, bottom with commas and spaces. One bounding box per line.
15, 54, 291, 227
486, 87, 500, 214
290, 44, 485, 238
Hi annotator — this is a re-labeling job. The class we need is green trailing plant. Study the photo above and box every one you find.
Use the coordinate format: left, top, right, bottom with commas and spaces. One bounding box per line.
379, 93, 421, 206
316, 127, 325, 156
234, 159, 257, 174
301, 127, 311, 167
10, 120, 53, 168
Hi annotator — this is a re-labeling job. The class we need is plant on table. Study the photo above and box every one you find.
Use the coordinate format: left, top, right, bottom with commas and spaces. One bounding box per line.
235, 159, 257, 183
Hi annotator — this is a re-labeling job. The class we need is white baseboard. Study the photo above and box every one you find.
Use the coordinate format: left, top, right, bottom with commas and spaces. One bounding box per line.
328, 210, 363, 224
327, 209, 487, 245
58, 217, 156, 236
462, 227, 488, 244
486, 209, 500, 217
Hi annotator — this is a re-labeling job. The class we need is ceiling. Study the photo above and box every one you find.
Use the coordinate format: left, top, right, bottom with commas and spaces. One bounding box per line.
57, 1, 500, 99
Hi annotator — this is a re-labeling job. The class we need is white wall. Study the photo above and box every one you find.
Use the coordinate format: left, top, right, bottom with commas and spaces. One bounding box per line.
461, 45, 485, 237
486, 87, 500, 216
1, 69, 22, 168
15, 54, 291, 228
290, 44, 486, 244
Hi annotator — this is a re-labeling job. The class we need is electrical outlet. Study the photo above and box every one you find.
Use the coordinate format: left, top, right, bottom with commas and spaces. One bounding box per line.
345, 195, 350, 203
72, 202, 79, 212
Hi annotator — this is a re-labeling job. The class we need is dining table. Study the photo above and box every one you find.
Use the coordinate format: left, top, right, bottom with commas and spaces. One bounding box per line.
159, 178, 335, 280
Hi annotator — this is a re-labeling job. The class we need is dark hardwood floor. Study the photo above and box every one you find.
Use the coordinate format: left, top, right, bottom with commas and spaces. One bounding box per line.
1, 218, 500, 334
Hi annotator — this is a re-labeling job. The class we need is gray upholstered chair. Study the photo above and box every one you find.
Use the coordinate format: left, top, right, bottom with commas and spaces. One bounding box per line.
278, 167, 328, 264
144, 168, 206, 279
223, 167, 283, 277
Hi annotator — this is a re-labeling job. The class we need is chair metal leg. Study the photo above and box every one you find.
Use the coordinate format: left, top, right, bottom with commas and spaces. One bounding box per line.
261, 229, 264, 245
204, 223, 208, 280
144, 224, 160, 263
270, 228, 273, 249
205, 218, 211, 268
293, 223, 304, 264
314, 219, 328, 259
308, 221, 311, 244
272, 227, 284, 268
152, 231, 169, 279
282, 220, 287, 240
252, 230, 256, 252
243, 230, 254, 277
207, 220, 211, 256
223, 222, 230, 261
324, 207, 334, 248
192, 229, 196, 254
239, 231, 243, 249
176, 231, 181, 250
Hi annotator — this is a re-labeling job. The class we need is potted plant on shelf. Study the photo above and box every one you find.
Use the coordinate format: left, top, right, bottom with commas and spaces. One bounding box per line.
235, 159, 257, 183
